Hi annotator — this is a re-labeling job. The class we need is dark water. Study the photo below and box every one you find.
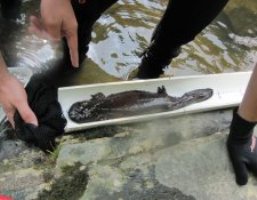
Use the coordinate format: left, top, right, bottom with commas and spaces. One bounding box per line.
1, 0, 257, 85
86, 0, 257, 80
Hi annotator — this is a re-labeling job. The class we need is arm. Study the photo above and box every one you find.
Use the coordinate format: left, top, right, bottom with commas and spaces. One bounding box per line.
0, 52, 9, 75
238, 63, 257, 121
0, 52, 38, 127
227, 62, 257, 185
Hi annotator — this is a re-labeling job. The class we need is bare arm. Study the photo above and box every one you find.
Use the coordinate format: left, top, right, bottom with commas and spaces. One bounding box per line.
238, 62, 257, 122
0, 52, 9, 76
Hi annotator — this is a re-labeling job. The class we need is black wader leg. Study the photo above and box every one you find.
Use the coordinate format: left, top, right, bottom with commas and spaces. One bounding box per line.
0, 0, 22, 66
137, 0, 229, 79
70, 0, 119, 65
1, 0, 21, 20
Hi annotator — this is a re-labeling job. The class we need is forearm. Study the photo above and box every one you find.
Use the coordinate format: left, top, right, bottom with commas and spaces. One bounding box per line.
0, 51, 9, 78
238, 63, 257, 122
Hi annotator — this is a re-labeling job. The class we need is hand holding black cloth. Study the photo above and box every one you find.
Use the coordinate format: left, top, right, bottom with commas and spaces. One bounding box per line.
14, 78, 67, 153
227, 109, 257, 185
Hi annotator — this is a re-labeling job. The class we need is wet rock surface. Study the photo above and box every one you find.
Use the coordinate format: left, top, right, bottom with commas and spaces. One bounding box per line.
155, 134, 254, 200
2, 109, 257, 200
82, 166, 195, 200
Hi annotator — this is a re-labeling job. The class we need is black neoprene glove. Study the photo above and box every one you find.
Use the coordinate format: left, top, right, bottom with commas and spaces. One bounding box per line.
227, 109, 257, 185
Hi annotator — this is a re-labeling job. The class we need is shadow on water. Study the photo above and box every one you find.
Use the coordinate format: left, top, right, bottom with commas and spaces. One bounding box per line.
0, 0, 256, 85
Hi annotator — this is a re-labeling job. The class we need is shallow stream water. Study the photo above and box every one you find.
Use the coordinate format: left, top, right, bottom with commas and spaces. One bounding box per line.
87, 0, 257, 79
1, 0, 257, 85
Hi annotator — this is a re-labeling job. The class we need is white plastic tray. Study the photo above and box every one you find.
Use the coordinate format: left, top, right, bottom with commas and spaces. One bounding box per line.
59, 72, 252, 132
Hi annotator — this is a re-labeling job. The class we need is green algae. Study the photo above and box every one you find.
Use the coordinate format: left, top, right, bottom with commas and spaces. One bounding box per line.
36, 162, 89, 200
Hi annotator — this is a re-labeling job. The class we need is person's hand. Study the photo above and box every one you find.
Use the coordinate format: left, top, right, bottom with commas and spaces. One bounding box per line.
29, 0, 79, 67
227, 135, 257, 185
0, 73, 38, 127
227, 109, 257, 185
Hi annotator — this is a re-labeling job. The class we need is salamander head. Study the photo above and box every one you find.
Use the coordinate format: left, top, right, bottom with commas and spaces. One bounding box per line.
68, 101, 98, 122
68, 92, 106, 123
181, 88, 213, 103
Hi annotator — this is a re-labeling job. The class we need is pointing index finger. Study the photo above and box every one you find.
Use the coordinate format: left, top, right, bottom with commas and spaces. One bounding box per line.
66, 30, 79, 68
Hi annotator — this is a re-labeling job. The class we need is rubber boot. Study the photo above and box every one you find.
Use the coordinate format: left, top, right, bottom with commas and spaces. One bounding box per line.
71, 0, 91, 65
0, 0, 22, 66
137, 41, 181, 79
62, 0, 96, 67
227, 108, 257, 185
137, 19, 181, 79
70, 0, 118, 65
61, 0, 91, 66
137, 0, 229, 79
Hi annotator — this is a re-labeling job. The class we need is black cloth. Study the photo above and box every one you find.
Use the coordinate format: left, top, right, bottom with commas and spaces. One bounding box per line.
14, 78, 67, 153
227, 109, 257, 185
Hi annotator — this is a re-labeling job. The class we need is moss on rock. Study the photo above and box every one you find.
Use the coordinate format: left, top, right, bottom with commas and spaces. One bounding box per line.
36, 162, 89, 200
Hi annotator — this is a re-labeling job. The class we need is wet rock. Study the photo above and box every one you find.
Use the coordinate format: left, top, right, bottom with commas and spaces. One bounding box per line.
81, 165, 195, 200
155, 133, 257, 200
0, 131, 49, 199
57, 110, 232, 168
75, 132, 257, 200
0, 168, 46, 200
0, 139, 28, 161
224, 0, 257, 37
36, 162, 89, 200
3, 110, 257, 200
